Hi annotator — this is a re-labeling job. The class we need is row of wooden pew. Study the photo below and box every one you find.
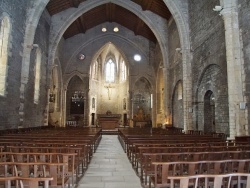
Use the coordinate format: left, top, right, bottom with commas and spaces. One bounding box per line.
0, 127, 102, 188
118, 127, 250, 188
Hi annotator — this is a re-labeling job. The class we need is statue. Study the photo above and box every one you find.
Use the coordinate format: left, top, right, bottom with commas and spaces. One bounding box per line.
106, 110, 112, 115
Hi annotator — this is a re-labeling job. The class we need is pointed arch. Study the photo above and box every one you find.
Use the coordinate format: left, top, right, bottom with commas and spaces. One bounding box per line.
133, 76, 152, 93
172, 80, 184, 128
195, 64, 229, 134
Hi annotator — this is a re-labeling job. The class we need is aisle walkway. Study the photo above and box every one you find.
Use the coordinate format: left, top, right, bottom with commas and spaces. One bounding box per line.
77, 135, 142, 188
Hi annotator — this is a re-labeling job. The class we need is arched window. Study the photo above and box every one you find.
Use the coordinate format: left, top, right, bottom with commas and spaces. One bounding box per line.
177, 81, 183, 100
0, 16, 11, 96
120, 60, 127, 81
34, 48, 41, 103
105, 59, 115, 82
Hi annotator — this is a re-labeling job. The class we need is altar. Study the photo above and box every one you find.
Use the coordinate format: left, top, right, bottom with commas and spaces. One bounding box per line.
132, 107, 151, 127
97, 112, 121, 130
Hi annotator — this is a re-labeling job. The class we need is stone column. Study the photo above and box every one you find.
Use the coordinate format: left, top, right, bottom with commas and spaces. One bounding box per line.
129, 90, 135, 126
163, 67, 171, 124
220, 0, 248, 138
62, 88, 67, 127
182, 48, 193, 131
151, 90, 156, 128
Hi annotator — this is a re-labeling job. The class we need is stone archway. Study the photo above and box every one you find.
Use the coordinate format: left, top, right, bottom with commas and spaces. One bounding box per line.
204, 90, 215, 133
47, 0, 191, 128
66, 75, 88, 126
172, 80, 183, 128
196, 64, 229, 134
25, 0, 192, 128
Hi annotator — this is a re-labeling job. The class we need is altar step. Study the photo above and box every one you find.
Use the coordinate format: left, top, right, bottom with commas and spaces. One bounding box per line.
101, 129, 118, 135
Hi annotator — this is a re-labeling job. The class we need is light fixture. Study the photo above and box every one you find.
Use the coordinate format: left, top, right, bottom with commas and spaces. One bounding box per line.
102, 27, 107, 32
113, 27, 119, 32
213, 5, 223, 12
78, 53, 85, 60
132, 94, 146, 104
134, 54, 141, 62
27, 44, 39, 49
71, 91, 85, 103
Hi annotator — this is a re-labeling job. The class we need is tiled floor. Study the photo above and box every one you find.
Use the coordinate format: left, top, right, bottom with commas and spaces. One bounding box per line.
77, 135, 142, 188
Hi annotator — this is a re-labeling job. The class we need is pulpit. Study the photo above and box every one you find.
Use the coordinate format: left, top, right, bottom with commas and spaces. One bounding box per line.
97, 111, 121, 130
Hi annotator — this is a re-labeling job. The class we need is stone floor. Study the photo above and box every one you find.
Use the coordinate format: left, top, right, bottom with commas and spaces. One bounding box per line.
77, 135, 142, 188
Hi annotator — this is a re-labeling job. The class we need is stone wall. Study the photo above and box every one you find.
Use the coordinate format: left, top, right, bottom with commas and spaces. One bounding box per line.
0, 0, 31, 129
22, 10, 51, 127
189, 0, 229, 133
172, 82, 183, 128
168, 18, 183, 126
196, 65, 229, 134
238, 0, 250, 129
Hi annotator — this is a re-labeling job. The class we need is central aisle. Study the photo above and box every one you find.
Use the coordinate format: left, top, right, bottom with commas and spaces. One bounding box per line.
77, 135, 142, 188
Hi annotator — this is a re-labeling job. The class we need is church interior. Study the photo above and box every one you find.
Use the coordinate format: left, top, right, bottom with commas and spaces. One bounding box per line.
0, 0, 250, 187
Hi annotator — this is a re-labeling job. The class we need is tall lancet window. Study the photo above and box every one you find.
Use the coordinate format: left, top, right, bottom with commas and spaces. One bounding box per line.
105, 59, 115, 82
0, 16, 11, 96
34, 48, 41, 104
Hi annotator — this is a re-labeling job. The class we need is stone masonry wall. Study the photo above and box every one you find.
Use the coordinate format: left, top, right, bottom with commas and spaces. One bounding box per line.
238, 0, 250, 129
22, 10, 51, 127
172, 83, 183, 128
168, 18, 183, 126
196, 65, 229, 134
189, 0, 229, 132
0, 0, 32, 129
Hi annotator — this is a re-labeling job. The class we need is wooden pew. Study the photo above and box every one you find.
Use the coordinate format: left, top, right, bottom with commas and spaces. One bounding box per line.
139, 150, 250, 186
0, 152, 77, 187
131, 144, 250, 174
149, 159, 250, 188
0, 127, 102, 187
6, 145, 86, 181
166, 173, 250, 188
0, 162, 61, 188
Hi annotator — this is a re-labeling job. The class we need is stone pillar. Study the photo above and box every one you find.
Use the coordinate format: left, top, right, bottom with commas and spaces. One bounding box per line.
84, 89, 90, 126
163, 67, 171, 124
151, 90, 156, 128
128, 90, 133, 127
182, 48, 193, 131
62, 88, 67, 127
220, 0, 248, 138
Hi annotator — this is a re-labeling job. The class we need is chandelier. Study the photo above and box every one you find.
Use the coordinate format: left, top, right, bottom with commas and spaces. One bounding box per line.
72, 91, 85, 103
132, 93, 146, 104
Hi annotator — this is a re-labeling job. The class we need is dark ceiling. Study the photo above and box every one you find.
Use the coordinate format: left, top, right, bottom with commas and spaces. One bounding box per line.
46, 0, 171, 43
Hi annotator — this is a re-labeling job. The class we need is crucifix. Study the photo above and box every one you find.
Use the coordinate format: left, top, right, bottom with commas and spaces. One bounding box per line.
104, 84, 115, 100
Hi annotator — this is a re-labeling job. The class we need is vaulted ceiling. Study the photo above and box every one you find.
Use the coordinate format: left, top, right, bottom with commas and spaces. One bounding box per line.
46, 0, 171, 43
